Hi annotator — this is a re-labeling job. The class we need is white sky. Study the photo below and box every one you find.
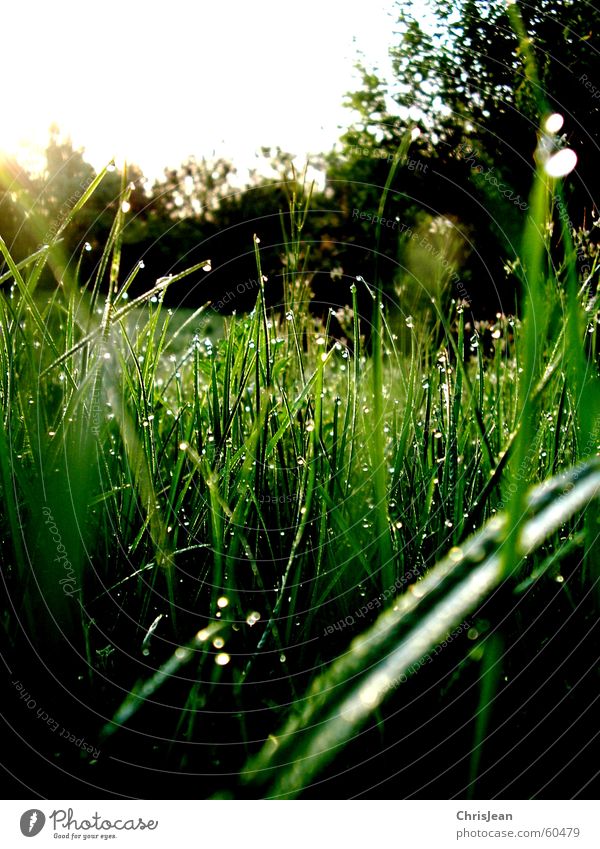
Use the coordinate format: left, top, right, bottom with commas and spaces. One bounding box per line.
1, 0, 398, 181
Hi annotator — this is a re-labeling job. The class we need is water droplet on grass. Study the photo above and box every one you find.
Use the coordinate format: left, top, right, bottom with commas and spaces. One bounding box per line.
545, 148, 577, 178
544, 113, 564, 134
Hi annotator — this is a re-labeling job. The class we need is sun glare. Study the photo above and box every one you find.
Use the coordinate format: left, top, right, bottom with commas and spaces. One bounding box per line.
1, 0, 393, 179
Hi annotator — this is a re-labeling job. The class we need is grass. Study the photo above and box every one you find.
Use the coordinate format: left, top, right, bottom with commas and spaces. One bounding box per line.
1, 27, 599, 795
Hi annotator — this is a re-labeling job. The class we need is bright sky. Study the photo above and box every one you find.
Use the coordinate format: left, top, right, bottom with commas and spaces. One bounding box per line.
2, 0, 397, 181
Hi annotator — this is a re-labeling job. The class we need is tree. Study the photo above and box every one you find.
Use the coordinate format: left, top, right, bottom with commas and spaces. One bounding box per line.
151, 155, 236, 221
333, 0, 600, 314
0, 155, 39, 267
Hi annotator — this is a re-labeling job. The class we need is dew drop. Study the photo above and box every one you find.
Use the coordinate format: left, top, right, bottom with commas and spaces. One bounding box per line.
544, 113, 564, 134
545, 148, 577, 178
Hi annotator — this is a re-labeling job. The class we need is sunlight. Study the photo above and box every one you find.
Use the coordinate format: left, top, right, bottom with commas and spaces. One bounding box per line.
1, 0, 394, 178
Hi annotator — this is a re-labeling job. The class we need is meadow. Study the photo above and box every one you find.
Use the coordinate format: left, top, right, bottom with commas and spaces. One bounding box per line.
1, 3, 600, 798
1, 132, 598, 798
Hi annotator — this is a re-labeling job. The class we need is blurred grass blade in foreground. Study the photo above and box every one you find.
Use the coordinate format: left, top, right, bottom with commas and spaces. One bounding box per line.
243, 458, 600, 798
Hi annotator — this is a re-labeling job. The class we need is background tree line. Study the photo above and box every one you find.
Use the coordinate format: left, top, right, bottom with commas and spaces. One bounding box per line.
1, 0, 597, 322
